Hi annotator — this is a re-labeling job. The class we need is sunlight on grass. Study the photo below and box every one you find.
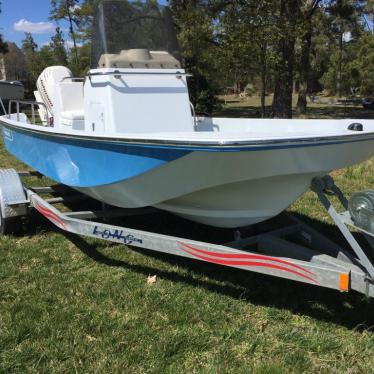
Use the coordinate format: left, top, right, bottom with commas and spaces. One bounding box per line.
216, 94, 374, 120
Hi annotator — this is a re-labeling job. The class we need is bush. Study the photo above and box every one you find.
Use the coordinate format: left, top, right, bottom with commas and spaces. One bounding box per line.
195, 89, 220, 114
244, 83, 256, 97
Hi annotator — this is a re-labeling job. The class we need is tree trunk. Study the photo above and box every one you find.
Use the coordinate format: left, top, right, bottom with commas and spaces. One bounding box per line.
260, 43, 267, 118
272, 39, 295, 118
296, 21, 312, 114
337, 31, 343, 97
272, 0, 297, 119
66, 4, 79, 67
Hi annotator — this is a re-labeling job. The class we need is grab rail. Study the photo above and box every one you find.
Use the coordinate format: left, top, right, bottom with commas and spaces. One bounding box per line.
88, 71, 192, 80
61, 77, 85, 82
0, 97, 7, 116
8, 100, 50, 125
190, 102, 197, 130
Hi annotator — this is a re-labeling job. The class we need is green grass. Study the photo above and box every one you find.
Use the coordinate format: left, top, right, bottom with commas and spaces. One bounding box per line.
1, 105, 374, 373
216, 94, 374, 120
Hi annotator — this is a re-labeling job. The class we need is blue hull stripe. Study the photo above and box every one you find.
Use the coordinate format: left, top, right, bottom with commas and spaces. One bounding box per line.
2, 123, 374, 187
2, 126, 190, 187
3, 121, 374, 152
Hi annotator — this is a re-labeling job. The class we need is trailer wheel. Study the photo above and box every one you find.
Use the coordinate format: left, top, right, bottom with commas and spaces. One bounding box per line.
0, 207, 4, 234
0, 203, 24, 235
0, 202, 9, 235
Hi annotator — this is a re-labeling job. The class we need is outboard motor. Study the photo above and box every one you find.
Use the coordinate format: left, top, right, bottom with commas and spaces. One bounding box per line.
35, 66, 73, 123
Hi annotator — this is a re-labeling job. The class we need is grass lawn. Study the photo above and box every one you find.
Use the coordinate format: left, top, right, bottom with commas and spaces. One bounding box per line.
216, 94, 374, 120
1, 104, 374, 373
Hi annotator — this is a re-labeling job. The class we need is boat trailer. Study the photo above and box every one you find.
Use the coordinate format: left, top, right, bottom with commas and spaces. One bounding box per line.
1, 168, 374, 298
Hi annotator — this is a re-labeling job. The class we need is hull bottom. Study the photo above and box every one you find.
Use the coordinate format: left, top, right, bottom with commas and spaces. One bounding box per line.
158, 208, 273, 228
76, 172, 323, 228
154, 173, 321, 228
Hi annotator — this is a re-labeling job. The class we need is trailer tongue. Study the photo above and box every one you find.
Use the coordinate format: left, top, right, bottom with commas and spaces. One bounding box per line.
1, 168, 374, 298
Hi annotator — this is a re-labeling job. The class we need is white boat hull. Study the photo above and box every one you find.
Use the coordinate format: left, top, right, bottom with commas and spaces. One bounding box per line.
3, 113, 374, 228
75, 138, 374, 227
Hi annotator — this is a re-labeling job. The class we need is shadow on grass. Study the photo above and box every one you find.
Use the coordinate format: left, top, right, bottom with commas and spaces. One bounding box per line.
29, 209, 372, 332
8, 195, 374, 330
8, 190, 374, 331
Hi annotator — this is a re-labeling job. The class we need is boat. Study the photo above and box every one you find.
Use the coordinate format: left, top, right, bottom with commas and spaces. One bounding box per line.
1, 0, 374, 228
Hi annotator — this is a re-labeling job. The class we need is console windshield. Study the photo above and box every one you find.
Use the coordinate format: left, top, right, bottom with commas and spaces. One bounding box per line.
91, 0, 180, 69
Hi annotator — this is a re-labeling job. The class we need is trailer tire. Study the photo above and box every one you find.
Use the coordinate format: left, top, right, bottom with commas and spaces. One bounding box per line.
0, 202, 8, 235
0, 206, 23, 235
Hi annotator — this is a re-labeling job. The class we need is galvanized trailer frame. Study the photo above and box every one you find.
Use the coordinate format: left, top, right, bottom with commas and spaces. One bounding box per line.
1, 168, 374, 297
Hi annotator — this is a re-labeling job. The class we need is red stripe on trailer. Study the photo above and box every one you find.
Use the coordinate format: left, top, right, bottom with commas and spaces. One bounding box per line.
39, 207, 66, 228
37, 207, 66, 229
34, 202, 61, 222
34, 202, 66, 229
180, 242, 315, 276
180, 243, 319, 285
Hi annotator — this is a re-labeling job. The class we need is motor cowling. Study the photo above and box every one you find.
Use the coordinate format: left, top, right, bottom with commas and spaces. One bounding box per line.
36, 66, 73, 115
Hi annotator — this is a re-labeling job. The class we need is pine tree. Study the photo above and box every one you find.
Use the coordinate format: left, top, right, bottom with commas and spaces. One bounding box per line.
22, 33, 39, 81
296, 0, 323, 114
50, 0, 80, 65
272, 0, 300, 118
50, 27, 68, 66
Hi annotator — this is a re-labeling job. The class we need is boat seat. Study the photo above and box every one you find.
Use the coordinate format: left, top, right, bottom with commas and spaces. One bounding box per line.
55, 81, 84, 127
61, 110, 84, 120
60, 110, 85, 130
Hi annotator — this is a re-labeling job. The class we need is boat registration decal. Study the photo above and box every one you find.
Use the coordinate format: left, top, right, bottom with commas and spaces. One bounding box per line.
93, 226, 143, 245
3, 127, 13, 141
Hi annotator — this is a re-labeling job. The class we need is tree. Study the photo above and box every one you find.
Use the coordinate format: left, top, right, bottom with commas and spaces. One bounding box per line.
326, 0, 362, 97
322, 31, 374, 97
254, 1, 276, 118
296, 0, 323, 114
68, 43, 91, 76
357, 33, 374, 94
218, 0, 276, 117
272, 0, 300, 118
50, 27, 68, 66
0, 1, 8, 54
22, 33, 39, 82
39, 45, 56, 71
363, 0, 374, 34
307, 12, 335, 94
74, 0, 101, 41
42, 0, 374, 117
0, 34, 7, 54
50, 0, 80, 66
169, 0, 220, 114
2, 43, 27, 81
